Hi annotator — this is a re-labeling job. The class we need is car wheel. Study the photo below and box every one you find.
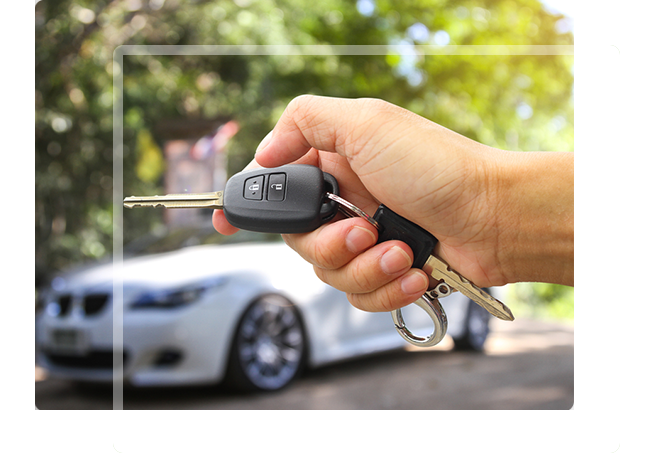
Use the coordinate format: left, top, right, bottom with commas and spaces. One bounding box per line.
226, 294, 307, 392
453, 296, 491, 352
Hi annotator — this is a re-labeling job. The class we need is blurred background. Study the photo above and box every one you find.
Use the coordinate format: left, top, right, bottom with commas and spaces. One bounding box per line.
35, 0, 573, 409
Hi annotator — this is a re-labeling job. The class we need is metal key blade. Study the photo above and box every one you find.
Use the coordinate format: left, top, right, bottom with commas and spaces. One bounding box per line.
124, 191, 224, 209
423, 255, 515, 321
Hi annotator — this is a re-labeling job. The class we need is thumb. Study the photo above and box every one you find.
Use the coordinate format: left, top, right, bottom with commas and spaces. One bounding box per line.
254, 95, 419, 170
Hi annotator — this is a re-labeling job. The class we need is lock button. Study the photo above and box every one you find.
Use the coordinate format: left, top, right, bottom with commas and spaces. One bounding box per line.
243, 175, 264, 200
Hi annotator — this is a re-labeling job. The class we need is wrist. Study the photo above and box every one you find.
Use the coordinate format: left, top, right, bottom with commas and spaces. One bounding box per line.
492, 150, 574, 286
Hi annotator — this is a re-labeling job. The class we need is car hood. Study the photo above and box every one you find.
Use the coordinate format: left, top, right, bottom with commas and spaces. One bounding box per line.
49, 242, 309, 292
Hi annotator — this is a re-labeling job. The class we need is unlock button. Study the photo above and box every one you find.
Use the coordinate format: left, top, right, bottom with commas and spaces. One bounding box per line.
267, 173, 286, 201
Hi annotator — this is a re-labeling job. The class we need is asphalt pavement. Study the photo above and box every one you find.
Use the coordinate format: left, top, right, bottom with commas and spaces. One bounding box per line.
35, 317, 573, 410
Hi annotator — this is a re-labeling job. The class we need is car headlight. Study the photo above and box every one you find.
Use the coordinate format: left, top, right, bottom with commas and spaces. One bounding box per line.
131, 277, 227, 309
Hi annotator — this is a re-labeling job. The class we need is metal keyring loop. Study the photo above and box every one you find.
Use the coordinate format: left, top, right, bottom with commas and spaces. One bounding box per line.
325, 192, 448, 347
325, 193, 379, 229
391, 290, 448, 347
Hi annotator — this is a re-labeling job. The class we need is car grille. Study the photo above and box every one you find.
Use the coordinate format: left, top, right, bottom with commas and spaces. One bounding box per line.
44, 350, 128, 370
55, 293, 110, 317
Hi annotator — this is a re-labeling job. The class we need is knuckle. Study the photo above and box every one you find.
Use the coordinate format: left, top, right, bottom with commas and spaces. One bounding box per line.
310, 238, 340, 270
375, 288, 401, 312
358, 97, 387, 111
289, 94, 316, 108
313, 265, 331, 286
282, 233, 324, 269
344, 98, 399, 159
281, 233, 298, 252
346, 287, 400, 313
357, 98, 396, 119
286, 94, 317, 125
346, 292, 366, 311
347, 257, 375, 293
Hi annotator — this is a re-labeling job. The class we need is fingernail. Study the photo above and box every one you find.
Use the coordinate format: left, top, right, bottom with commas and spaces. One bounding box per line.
346, 226, 376, 254
380, 246, 412, 275
255, 130, 273, 153
400, 271, 428, 295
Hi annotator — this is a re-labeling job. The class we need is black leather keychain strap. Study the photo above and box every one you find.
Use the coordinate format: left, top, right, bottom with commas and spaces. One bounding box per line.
372, 205, 438, 270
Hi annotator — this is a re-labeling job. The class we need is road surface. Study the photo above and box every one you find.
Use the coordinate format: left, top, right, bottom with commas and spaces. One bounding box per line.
35, 317, 573, 410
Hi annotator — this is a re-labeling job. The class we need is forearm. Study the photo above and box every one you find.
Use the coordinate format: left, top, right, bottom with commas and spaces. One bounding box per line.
494, 150, 574, 286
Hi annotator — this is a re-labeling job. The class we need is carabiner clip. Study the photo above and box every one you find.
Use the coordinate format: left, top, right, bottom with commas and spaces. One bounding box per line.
391, 283, 450, 347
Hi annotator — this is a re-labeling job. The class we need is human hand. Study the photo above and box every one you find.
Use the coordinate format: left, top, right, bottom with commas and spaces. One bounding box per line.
213, 95, 574, 311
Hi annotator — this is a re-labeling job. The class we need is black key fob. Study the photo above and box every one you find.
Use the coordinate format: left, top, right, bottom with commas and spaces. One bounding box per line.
223, 165, 339, 234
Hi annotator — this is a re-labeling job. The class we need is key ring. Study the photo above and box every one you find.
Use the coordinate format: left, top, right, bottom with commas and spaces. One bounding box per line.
326, 193, 449, 347
325, 193, 380, 229
392, 285, 449, 347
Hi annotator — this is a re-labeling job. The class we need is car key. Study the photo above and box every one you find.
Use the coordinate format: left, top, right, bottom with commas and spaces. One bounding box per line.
328, 194, 514, 326
126, 164, 514, 347
371, 204, 514, 322
124, 164, 339, 234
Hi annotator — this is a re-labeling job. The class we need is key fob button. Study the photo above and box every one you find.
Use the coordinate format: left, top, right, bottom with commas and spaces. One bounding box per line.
243, 175, 264, 200
223, 164, 338, 233
267, 173, 286, 201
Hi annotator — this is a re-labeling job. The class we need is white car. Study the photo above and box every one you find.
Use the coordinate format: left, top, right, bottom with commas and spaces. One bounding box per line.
36, 226, 494, 391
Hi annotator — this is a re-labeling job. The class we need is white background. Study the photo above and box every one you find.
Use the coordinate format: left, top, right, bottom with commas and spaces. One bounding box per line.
13, 0, 648, 462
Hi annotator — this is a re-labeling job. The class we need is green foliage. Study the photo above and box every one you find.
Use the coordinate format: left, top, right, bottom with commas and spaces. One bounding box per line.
508, 282, 574, 321
135, 129, 165, 182
35, 0, 574, 318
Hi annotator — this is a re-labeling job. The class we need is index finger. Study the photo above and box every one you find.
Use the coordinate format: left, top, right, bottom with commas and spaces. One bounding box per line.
255, 95, 357, 168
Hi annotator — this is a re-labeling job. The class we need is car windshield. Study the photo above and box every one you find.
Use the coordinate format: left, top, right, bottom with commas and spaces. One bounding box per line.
124, 224, 282, 257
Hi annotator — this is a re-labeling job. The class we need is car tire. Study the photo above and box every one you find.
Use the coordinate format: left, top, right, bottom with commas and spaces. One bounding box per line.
452, 295, 491, 352
225, 294, 307, 392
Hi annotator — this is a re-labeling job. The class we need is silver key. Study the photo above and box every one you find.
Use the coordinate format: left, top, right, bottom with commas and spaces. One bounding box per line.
329, 192, 514, 322
423, 255, 515, 321
124, 191, 224, 209
125, 165, 342, 234
326, 193, 514, 348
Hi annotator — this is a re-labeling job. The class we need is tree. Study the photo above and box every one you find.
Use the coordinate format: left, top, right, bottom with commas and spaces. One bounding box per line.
35, 0, 573, 287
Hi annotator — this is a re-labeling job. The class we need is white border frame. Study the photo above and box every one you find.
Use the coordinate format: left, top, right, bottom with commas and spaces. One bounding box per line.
112, 44, 574, 410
